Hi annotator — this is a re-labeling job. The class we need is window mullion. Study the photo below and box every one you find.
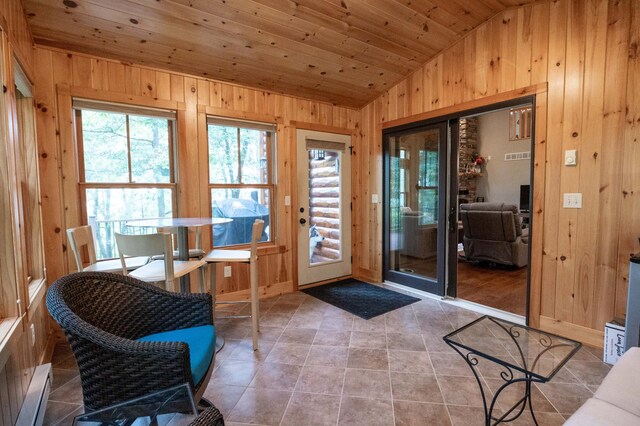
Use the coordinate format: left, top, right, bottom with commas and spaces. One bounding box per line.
237, 127, 242, 184
126, 115, 133, 183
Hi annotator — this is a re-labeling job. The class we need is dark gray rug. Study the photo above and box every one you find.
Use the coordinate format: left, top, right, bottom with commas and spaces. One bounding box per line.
302, 278, 420, 320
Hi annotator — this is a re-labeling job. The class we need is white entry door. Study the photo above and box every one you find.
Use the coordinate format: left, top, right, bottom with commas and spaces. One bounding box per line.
296, 129, 352, 286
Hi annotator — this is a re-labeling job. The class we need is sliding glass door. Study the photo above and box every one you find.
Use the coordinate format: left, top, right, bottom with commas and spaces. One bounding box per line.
383, 122, 449, 295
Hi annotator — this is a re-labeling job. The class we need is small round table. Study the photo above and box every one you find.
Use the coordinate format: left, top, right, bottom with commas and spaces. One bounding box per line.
126, 217, 232, 352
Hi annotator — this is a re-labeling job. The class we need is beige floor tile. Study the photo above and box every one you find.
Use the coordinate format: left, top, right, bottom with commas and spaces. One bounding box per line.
305, 345, 349, 368
228, 339, 275, 363
393, 400, 452, 426
347, 348, 389, 370
447, 405, 486, 426
211, 359, 260, 387
352, 316, 386, 332
564, 359, 611, 386
249, 362, 302, 391
278, 327, 318, 344
350, 331, 387, 349
390, 372, 444, 403
48, 376, 84, 405
388, 349, 434, 374
429, 352, 474, 376
51, 368, 79, 391
295, 365, 345, 395
267, 302, 300, 314
342, 369, 392, 399
536, 382, 593, 416
202, 384, 246, 417
263, 342, 311, 365
386, 332, 427, 351
438, 375, 487, 407
227, 388, 291, 426
319, 314, 354, 330
338, 396, 394, 426
43, 401, 82, 426
313, 329, 351, 346
281, 393, 340, 426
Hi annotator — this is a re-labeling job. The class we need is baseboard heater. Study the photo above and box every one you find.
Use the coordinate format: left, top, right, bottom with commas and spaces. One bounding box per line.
16, 363, 52, 426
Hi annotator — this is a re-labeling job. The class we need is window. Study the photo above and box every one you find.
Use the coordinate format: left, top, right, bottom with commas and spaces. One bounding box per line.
207, 117, 275, 247
75, 100, 177, 259
14, 60, 45, 288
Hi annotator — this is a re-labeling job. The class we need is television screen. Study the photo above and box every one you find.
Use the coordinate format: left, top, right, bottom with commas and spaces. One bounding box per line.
520, 185, 530, 212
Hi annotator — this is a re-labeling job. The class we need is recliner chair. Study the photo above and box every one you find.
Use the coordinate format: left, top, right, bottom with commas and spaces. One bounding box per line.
459, 202, 528, 267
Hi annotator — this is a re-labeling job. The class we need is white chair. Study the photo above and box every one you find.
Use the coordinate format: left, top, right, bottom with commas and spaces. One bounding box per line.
203, 219, 264, 350
67, 225, 150, 273
115, 232, 206, 293
152, 227, 205, 260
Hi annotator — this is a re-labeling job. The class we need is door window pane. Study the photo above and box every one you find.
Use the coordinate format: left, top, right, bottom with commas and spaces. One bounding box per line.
308, 150, 341, 265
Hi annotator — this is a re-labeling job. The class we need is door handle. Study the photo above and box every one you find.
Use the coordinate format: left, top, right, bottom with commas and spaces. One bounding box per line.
448, 207, 456, 233
300, 218, 307, 225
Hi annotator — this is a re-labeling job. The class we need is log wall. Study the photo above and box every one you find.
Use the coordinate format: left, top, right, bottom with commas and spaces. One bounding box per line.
355, 0, 640, 346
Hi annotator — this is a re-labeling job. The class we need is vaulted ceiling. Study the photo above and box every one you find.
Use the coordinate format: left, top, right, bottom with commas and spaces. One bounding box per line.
22, 0, 536, 107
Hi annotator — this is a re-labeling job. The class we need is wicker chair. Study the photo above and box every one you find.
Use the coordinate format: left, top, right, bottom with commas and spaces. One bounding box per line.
46, 272, 217, 412
190, 406, 225, 425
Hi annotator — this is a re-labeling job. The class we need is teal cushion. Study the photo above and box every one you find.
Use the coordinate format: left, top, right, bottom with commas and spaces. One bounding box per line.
137, 325, 216, 385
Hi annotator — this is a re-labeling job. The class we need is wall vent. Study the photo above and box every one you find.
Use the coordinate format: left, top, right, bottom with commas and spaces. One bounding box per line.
504, 151, 531, 161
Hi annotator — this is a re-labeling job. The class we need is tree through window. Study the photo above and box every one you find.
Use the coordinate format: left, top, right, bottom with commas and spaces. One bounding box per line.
74, 101, 177, 259
207, 117, 275, 247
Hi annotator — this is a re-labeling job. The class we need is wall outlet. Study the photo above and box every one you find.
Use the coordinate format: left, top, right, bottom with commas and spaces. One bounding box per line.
284, 195, 291, 206
223, 266, 232, 277
563, 193, 582, 208
372, 194, 379, 203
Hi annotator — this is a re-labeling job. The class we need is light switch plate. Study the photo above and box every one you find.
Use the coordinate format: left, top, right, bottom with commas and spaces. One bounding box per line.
372, 194, 379, 203
563, 193, 582, 208
223, 266, 232, 277
565, 149, 578, 166
284, 195, 291, 206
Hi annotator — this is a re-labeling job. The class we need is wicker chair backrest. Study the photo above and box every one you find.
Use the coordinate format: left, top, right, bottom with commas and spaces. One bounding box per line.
48, 272, 210, 340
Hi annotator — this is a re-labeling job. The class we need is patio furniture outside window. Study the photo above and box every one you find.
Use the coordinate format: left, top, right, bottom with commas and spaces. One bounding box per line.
74, 100, 177, 259
207, 117, 275, 247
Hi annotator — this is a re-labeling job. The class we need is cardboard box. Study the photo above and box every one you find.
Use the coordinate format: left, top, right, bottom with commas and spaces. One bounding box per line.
604, 320, 625, 365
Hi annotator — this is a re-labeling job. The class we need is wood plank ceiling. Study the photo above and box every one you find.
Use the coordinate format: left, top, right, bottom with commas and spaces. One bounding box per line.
22, 0, 536, 107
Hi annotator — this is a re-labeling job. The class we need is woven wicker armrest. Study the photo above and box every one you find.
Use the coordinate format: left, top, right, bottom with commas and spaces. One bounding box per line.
190, 406, 225, 425
49, 272, 213, 338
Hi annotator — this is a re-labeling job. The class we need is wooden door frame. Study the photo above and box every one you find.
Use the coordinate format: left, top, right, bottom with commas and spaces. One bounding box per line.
379, 83, 548, 327
289, 121, 357, 289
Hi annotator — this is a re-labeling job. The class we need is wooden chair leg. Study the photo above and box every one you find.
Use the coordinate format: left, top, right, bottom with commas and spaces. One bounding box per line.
209, 263, 216, 323
198, 267, 205, 293
250, 259, 259, 350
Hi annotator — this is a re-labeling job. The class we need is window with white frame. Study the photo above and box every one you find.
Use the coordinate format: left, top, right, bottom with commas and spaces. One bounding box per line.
74, 100, 177, 259
207, 117, 275, 247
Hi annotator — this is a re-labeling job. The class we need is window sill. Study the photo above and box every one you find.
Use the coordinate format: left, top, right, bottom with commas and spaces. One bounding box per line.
0, 317, 21, 369
28, 278, 47, 308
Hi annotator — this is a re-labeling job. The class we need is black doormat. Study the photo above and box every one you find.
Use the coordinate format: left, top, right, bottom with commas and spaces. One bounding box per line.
302, 279, 420, 320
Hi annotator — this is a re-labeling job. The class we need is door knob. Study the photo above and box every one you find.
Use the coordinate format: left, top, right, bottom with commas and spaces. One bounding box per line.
300, 218, 307, 225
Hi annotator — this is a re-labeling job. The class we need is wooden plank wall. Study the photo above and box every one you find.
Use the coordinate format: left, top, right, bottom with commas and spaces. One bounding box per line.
34, 46, 360, 299
356, 0, 640, 343
0, 0, 53, 423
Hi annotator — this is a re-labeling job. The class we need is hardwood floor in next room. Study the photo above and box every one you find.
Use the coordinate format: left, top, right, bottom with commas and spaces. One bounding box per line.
457, 260, 527, 316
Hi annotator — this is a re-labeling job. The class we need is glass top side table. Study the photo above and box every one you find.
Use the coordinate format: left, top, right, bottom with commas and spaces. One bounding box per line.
73, 383, 198, 426
444, 315, 581, 425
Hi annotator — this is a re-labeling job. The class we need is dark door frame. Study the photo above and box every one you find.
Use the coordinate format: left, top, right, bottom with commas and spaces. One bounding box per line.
382, 95, 536, 323
382, 120, 449, 296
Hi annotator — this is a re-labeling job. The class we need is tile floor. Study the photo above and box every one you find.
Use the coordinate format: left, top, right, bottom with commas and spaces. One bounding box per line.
44, 287, 610, 425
